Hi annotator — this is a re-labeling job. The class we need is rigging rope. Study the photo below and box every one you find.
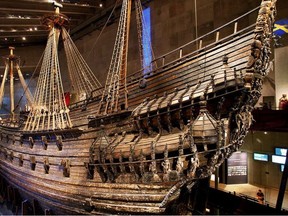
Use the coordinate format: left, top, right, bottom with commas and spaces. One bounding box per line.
194, 0, 198, 48
98, 0, 130, 115
15, 63, 34, 107
135, 0, 156, 74
62, 27, 102, 99
0, 48, 36, 114
0, 64, 9, 109
24, 27, 72, 131
86, 0, 120, 60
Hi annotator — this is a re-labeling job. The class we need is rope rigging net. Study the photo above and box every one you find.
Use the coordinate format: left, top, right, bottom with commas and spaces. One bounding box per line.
98, 0, 131, 115
24, 25, 72, 131
62, 27, 102, 100
24, 3, 103, 131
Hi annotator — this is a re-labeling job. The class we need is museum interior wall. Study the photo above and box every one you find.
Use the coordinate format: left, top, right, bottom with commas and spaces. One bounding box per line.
242, 131, 288, 189
275, 47, 288, 108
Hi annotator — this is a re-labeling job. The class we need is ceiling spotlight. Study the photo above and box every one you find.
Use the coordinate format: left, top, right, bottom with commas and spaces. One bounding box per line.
99, 3, 103, 7
4, 38, 7, 41
34, 27, 38, 31
22, 37, 26, 40
30, 28, 33, 31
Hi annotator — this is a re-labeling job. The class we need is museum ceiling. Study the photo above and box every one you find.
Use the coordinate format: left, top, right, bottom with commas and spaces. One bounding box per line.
0, 0, 131, 47
0, 0, 286, 48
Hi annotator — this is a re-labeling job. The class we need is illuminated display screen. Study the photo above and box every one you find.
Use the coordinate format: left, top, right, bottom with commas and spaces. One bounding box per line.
275, 148, 287, 156
253, 153, 268, 161
272, 155, 286, 164
227, 152, 247, 184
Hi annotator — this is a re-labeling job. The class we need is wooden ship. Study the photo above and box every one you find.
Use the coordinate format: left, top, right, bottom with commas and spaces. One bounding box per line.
0, 0, 277, 214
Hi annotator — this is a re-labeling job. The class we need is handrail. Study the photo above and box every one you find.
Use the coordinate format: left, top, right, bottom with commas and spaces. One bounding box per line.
152, 5, 260, 63
125, 5, 260, 84
215, 188, 288, 212
67, 5, 260, 111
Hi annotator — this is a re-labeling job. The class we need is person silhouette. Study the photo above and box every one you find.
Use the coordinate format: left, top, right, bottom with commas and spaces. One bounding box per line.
257, 189, 264, 204
279, 94, 288, 110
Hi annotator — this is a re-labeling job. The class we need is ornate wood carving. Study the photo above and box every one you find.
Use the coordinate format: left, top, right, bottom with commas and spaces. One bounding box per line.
41, 136, 48, 150
30, 156, 36, 171
28, 137, 34, 149
56, 136, 63, 151
43, 158, 50, 174
60, 159, 70, 177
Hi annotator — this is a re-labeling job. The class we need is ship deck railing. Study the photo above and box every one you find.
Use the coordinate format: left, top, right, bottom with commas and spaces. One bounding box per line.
69, 5, 260, 112
90, 143, 230, 167
0, 114, 22, 128
124, 5, 260, 86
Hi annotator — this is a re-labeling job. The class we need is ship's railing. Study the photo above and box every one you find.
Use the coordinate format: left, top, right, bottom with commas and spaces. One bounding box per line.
217, 190, 288, 212
125, 5, 260, 85
69, 5, 259, 111
150, 6, 259, 69
69, 86, 103, 110
88, 145, 229, 183
0, 114, 21, 128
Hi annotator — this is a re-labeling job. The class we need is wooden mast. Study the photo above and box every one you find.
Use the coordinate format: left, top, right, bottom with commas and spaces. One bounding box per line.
0, 47, 34, 122
119, 0, 131, 111
9, 47, 15, 121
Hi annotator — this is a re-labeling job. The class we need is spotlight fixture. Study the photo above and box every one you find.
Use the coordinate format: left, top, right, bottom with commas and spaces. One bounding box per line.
22, 37, 26, 40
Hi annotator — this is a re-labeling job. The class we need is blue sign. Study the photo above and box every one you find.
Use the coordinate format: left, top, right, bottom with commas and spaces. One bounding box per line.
253, 153, 268, 162
275, 147, 287, 156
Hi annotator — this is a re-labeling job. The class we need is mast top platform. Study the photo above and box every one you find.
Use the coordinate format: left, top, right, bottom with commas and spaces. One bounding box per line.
41, 2, 69, 29
2, 47, 19, 61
